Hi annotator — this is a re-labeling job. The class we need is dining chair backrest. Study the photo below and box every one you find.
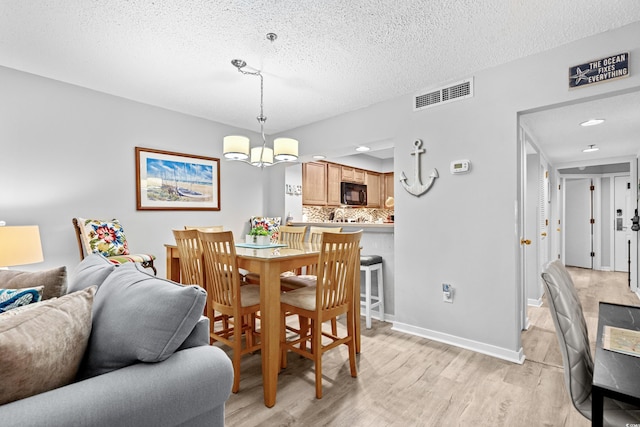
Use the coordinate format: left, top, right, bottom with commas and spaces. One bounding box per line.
308, 226, 343, 244
172, 229, 204, 286
184, 225, 224, 232
541, 260, 593, 418
198, 230, 243, 316
278, 225, 307, 244
316, 231, 362, 313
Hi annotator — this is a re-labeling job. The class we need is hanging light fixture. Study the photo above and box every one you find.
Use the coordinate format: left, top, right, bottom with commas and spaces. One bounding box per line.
223, 33, 299, 168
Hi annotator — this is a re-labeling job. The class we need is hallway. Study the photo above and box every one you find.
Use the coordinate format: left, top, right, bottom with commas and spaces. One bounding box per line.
523, 267, 640, 371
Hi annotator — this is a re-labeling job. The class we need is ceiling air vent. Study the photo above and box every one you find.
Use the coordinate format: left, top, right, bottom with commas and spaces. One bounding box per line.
414, 78, 473, 111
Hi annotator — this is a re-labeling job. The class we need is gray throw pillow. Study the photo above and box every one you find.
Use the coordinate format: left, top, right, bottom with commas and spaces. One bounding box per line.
79, 263, 207, 379
67, 253, 116, 293
0, 266, 67, 300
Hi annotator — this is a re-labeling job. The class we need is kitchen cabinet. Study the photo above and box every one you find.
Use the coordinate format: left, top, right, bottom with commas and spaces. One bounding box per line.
341, 166, 365, 183
365, 171, 381, 207
302, 162, 327, 205
384, 173, 394, 205
327, 163, 342, 206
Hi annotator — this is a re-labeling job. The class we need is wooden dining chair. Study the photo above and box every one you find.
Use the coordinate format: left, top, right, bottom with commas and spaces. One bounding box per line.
244, 225, 308, 286
280, 230, 362, 399
277, 225, 307, 244
280, 226, 342, 288
198, 230, 261, 393
308, 226, 343, 244
184, 225, 224, 232
172, 229, 228, 341
280, 226, 344, 335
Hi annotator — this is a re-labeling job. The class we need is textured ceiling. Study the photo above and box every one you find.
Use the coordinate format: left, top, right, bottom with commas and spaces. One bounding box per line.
1, 1, 640, 164
521, 91, 640, 166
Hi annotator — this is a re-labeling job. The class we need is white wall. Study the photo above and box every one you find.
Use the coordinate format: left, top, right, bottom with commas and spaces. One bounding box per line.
2, 21, 640, 361
275, 22, 640, 361
0, 65, 269, 279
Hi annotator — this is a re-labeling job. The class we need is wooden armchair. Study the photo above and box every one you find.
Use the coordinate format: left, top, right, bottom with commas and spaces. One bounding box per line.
72, 217, 156, 275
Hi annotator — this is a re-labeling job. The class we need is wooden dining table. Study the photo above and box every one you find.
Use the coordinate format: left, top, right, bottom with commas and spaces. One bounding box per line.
164, 241, 361, 408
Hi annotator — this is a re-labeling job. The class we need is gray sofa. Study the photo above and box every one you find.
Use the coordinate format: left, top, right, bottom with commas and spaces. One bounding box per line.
0, 255, 233, 427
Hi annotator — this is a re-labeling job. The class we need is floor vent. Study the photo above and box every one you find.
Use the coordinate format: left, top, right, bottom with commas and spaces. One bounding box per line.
414, 78, 473, 111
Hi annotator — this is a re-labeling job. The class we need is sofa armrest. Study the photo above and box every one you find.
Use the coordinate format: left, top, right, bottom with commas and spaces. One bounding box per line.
0, 346, 233, 427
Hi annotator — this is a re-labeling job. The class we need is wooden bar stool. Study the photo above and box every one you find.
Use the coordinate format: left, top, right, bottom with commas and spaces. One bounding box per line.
360, 255, 384, 329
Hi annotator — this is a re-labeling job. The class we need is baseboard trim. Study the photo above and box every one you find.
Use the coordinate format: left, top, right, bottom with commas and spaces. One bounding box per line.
527, 297, 543, 307
391, 321, 525, 364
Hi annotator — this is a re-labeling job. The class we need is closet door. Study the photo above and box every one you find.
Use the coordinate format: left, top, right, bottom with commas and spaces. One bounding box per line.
565, 178, 592, 269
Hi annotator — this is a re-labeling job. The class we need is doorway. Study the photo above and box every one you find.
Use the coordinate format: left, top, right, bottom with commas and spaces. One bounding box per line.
564, 178, 593, 268
614, 176, 633, 272
517, 89, 640, 357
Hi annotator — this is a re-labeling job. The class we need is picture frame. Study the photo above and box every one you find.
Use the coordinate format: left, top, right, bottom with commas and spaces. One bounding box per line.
135, 147, 220, 211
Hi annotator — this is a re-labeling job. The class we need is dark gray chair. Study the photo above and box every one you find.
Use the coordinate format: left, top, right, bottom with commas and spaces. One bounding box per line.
541, 260, 640, 426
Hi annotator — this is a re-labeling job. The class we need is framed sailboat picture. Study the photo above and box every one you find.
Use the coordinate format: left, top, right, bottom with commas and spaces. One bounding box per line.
135, 147, 220, 211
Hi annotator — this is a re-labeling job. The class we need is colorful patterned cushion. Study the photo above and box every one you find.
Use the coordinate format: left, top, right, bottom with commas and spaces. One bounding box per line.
250, 216, 281, 243
0, 287, 43, 313
77, 217, 130, 257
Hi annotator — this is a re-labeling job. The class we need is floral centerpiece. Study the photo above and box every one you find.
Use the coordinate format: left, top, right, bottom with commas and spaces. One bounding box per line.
246, 225, 271, 245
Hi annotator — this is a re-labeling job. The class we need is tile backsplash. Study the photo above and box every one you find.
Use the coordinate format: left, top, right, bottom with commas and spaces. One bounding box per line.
301, 206, 394, 223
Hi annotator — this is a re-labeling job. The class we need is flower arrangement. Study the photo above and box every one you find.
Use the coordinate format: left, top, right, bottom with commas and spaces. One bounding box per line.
249, 225, 270, 236
246, 224, 271, 245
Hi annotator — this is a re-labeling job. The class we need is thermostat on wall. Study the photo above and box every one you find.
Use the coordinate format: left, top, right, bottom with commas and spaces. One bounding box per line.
450, 159, 471, 174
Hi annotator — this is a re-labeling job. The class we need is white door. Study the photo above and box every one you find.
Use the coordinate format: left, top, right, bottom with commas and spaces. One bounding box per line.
565, 178, 592, 269
614, 176, 631, 272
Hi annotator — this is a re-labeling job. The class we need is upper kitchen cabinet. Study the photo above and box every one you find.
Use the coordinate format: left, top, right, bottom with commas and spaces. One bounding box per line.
384, 172, 394, 203
341, 166, 365, 183
302, 162, 327, 205
327, 163, 342, 206
365, 171, 381, 207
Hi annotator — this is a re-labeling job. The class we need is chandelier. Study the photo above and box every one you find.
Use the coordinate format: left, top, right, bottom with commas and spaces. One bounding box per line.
223, 33, 298, 167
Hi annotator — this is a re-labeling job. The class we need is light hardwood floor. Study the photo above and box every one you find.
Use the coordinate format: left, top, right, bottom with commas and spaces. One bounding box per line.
223, 268, 639, 426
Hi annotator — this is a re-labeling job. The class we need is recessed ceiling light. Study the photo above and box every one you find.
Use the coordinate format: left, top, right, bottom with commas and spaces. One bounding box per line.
582, 144, 599, 153
580, 119, 605, 127
312, 155, 326, 160
355, 146, 370, 152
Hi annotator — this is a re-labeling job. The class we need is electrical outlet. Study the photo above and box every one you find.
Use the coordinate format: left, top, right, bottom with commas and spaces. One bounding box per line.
442, 283, 453, 303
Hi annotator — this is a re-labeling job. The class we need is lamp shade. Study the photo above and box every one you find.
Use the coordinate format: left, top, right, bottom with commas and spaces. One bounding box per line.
273, 137, 299, 161
223, 135, 250, 160
385, 196, 395, 208
0, 225, 44, 267
251, 146, 274, 166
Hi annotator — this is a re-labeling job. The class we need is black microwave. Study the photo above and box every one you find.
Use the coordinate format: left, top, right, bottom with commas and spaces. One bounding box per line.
341, 182, 367, 206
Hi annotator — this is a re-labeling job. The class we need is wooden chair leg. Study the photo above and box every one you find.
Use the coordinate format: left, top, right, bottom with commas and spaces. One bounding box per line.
299, 315, 309, 352
281, 310, 288, 369
313, 318, 323, 399
232, 320, 242, 393
347, 309, 358, 378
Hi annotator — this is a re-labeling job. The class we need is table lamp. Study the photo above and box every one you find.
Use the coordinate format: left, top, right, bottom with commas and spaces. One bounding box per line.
0, 225, 44, 268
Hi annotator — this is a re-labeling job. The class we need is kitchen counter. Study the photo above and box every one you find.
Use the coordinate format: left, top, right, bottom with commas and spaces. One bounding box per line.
289, 221, 394, 230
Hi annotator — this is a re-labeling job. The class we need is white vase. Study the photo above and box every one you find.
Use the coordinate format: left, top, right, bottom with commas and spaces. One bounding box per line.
246, 235, 270, 245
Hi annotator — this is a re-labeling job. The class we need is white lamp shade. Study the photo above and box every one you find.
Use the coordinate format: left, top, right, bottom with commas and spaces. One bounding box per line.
0, 225, 44, 267
223, 135, 250, 160
251, 146, 274, 165
273, 137, 299, 161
